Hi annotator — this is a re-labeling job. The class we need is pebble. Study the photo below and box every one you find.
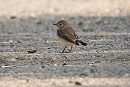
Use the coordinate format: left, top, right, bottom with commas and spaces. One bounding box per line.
10, 16, 16, 19
27, 50, 37, 53
75, 81, 82, 85
62, 63, 67, 66
78, 21, 83, 25
8, 40, 13, 44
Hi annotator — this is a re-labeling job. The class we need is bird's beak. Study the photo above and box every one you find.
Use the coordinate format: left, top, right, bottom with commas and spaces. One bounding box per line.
53, 24, 57, 25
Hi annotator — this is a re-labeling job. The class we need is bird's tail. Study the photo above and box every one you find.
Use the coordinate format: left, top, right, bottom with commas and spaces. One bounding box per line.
76, 40, 87, 46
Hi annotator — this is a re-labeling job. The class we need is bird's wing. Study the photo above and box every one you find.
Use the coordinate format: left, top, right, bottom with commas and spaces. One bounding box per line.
57, 29, 76, 44
64, 26, 79, 40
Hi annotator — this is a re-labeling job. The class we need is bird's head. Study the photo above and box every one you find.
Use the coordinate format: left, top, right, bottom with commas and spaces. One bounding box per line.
53, 20, 69, 29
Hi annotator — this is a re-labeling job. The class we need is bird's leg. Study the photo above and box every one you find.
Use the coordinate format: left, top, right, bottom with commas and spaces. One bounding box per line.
69, 46, 73, 52
62, 46, 67, 53
74, 45, 77, 53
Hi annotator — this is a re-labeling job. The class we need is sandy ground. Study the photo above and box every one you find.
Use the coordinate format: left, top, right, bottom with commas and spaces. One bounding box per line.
0, 0, 130, 87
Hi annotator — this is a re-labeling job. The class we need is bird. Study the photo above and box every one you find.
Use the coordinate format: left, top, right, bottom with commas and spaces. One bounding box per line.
53, 20, 87, 53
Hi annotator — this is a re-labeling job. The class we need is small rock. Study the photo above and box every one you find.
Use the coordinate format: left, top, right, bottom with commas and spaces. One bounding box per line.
96, 55, 101, 57
54, 64, 58, 66
94, 60, 101, 63
41, 65, 45, 68
8, 32, 12, 34
75, 81, 82, 85
62, 63, 67, 66
78, 21, 83, 25
17, 40, 21, 43
11, 58, 17, 62
10, 16, 16, 19
9, 40, 13, 44
27, 49, 37, 53
80, 73, 88, 76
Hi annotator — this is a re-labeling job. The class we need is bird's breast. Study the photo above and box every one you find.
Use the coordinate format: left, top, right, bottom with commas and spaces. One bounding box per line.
56, 34, 74, 47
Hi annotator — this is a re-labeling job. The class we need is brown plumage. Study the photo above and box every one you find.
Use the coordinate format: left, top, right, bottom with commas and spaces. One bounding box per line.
53, 20, 87, 53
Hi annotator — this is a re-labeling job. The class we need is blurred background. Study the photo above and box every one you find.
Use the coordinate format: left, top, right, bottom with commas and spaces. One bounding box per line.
0, 0, 130, 17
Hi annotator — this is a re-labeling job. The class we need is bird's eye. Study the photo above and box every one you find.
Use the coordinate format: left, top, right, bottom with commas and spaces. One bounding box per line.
59, 23, 63, 26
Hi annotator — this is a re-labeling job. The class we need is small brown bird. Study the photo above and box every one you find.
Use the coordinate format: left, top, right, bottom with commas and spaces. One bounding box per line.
53, 20, 87, 53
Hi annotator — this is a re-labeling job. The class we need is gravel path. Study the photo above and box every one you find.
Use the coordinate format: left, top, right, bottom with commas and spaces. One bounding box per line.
0, 0, 130, 87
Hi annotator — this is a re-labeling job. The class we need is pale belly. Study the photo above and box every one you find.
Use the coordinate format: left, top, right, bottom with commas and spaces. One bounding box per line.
57, 34, 74, 47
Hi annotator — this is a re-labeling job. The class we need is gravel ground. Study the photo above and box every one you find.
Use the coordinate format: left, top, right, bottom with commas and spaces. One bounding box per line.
0, 0, 130, 87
